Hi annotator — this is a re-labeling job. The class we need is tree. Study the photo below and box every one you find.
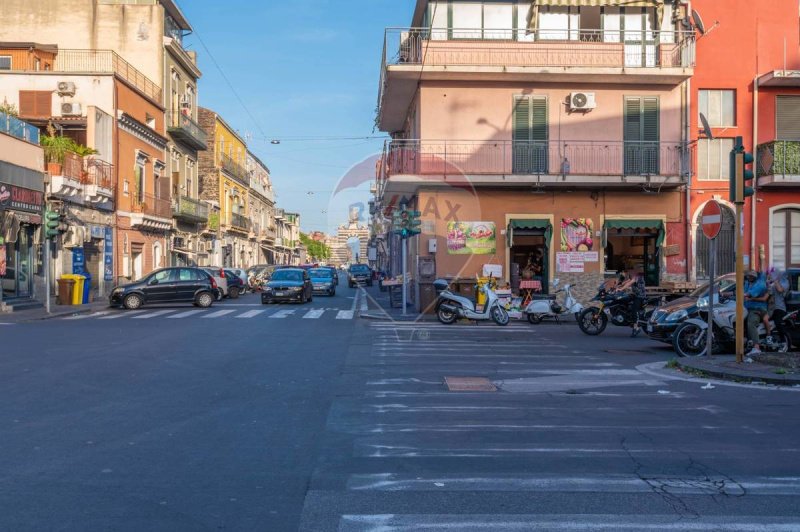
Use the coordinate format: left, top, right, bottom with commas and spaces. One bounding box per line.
300, 232, 330, 262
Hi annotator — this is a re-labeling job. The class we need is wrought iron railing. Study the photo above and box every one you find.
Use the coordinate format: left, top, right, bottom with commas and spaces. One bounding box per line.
0, 112, 40, 144
173, 195, 209, 221
220, 153, 250, 186
62, 151, 84, 180
135, 193, 172, 219
230, 212, 250, 230
167, 111, 208, 149
757, 140, 800, 178
83, 158, 114, 189
385, 139, 689, 178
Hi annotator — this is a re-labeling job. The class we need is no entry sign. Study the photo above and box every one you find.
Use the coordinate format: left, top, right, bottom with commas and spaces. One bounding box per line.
701, 200, 722, 240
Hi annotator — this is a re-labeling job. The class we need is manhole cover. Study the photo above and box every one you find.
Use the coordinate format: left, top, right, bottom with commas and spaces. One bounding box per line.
444, 376, 497, 392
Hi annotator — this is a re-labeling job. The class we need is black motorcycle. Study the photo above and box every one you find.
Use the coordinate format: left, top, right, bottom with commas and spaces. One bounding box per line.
577, 285, 659, 336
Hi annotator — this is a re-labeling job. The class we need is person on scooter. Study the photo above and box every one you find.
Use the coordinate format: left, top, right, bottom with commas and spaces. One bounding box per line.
744, 270, 769, 356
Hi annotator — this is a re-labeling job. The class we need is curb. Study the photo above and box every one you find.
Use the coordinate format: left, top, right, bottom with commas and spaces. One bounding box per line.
674, 357, 800, 386
359, 310, 437, 322
635, 361, 800, 391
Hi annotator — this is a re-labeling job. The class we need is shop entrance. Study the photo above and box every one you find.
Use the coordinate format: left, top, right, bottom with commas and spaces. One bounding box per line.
604, 220, 663, 286
2, 225, 34, 300
508, 219, 552, 295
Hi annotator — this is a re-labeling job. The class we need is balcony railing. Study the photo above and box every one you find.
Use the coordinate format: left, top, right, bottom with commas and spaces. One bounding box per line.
134, 193, 172, 219
384, 27, 695, 70
758, 140, 800, 179
173, 195, 210, 223
167, 111, 207, 150
385, 139, 689, 180
220, 153, 250, 186
84, 158, 114, 189
230, 212, 250, 231
0, 112, 40, 144
62, 151, 84, 181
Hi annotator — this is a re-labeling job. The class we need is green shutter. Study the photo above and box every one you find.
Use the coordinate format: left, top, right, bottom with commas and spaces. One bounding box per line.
642, 97, 659, 142
513, 97, 530, 142
531, 97, 548, 141
624, 97, 642, 142
624, 97, 659, 174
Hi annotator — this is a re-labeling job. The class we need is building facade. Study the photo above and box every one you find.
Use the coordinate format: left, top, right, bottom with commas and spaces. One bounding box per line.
246, 151, 276, 266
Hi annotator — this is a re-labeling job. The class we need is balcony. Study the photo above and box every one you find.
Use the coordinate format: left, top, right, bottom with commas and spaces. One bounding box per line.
378, 28, 695, 131
82, 158, 114, 207
382, 139, 689, 194
48, 153, 113, 207
1, 112, 40, 144
262, 225, 277, 242
229, 212, 250, 232
220, 153, 250, 187
131, 193, 173, 231
167, 112, 207, 151
757, 140, 800, 187
172, 195, 210, 223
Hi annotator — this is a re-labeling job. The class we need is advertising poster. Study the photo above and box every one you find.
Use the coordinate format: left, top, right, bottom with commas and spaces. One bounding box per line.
104, 228, 114, 281
72, 247, 86, 275
561, 218, 594, 252
556, 252, 585, 273
447, 222, 496, 255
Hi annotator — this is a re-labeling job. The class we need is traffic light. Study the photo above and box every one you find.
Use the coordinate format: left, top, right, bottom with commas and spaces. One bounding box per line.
392, 205, 422, 239
45, 209, 60, 239
729, 136, 755, 204
407, 210, 422, 237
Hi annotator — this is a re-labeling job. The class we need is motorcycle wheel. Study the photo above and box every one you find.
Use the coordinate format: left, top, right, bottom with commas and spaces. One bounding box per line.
769, 332, 792, 353
527, 313, 543, 324
672, 322, 708, 357
491, 306, 510, 326
578, 307, 607, 336
437, 307, 458, 325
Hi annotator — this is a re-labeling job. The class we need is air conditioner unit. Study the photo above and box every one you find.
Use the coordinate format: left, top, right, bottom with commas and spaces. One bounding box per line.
569, 92, 596, 111
57, 81, 76, 96
61, 102, 82, 116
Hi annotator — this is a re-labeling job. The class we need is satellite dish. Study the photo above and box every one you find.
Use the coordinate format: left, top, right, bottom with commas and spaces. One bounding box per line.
692, 10, 706, 35
699, 113, 713, 140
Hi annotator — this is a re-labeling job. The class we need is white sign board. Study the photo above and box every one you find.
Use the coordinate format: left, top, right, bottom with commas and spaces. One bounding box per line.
556, 252, 584, 273
482, 264, 503, 278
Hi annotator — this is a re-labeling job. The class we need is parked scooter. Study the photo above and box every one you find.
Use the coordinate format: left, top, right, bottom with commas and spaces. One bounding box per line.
434, 276, 510, 326
672, 297, 793, 357
523, 279, 584, 324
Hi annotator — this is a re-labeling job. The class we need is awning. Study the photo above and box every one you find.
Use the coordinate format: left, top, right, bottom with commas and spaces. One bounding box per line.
528, 0, 664, 32
508, 219, 552, 248
603, 219, 665, 247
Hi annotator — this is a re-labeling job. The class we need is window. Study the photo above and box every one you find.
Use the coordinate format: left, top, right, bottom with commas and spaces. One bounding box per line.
698, 90, 735, 128
178, 268, 200, 281
697, 138, 734, 181
512, 95, 548, 174
0, 56, 10, 70
772, 208, 800, 269
146, 113, 156, 129
18, 90, 51, 118
153, 242, 163, 269
135, 155, 147, 204
538, 6, 578, 40
624, 96, 660, 175
776, 96, 800, 140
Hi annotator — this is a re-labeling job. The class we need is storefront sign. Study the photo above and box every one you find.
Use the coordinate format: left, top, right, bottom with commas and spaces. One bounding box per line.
0, 182, 44, 214
561, 218, 595, 252
579, 251, 599, 262
664, 244, 681, 257
90, 225, 106, 239
556, 252, 585, 273
72, 247, 86, 274
482, 264, 503, 278
104, 228, 113, 281
447, 222, 496, 255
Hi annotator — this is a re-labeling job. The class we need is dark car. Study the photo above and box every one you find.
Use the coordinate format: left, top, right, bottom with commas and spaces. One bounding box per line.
348, 264, 372, 288
223, 269, 246, 299
309, 268, 336, 296
261, 268, 313, 304
109, 267, 217, 310
326, 266, 339, 286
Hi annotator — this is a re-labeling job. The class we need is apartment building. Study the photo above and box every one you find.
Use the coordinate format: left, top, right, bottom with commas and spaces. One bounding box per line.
247, 151, 277, 265
375, 0, 695, 307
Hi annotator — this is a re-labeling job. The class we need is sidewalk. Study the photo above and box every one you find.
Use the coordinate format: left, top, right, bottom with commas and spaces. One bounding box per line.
358, 286, 437, 322
676, 355, 800, 386
0, 299, 111, 323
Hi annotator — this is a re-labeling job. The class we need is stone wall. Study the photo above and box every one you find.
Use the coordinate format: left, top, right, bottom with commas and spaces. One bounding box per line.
197, 107, 218, 203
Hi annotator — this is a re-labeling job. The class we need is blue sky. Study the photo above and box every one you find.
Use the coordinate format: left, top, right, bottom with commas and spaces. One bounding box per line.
178, 0, 416, 234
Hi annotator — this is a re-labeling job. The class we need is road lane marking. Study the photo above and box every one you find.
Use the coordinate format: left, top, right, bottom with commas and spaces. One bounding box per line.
303, 309, 325, 319
359, 288, 368, 312
167, 310, 208, 319
132, 310, 178, 319
236, 309, 268, 318
202, 309, 237, 318
99, 310, 146, 319
337, 310, 355, 320
64, 311, 110, 320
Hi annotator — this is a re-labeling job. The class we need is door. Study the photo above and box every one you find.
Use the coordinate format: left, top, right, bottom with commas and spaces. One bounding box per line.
143, 268, 177, 302
176, 268, 203, 301
623, 10, 656, 67
696, 206, 735, 279
1, 227, 32, 300
132, 245, 143, 281
624, 97, 659, 175
513, 96, 548, 174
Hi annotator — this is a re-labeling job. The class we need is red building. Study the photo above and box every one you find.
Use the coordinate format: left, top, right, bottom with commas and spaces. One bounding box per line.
690, 0, 800, 279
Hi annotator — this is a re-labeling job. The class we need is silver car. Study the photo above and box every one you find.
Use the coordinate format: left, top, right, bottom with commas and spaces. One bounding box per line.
201, 267, 228, 300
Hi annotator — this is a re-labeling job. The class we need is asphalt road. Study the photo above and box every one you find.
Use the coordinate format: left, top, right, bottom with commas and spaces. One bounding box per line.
1, 283, 800, 531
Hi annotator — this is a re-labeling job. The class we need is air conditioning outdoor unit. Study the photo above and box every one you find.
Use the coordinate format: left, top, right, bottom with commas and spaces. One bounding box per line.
57, 81, 76, 96
569, 92, 596, 111
61, 102, 82, 116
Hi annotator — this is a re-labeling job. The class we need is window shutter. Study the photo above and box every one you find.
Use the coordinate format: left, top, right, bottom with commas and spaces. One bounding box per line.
35, 91, 51, 117
624, 97, 641, 142
19, 91, 36, 117
642, 97, 659, 141
531, 97, 548, 142
512, 97, 530, 142
777, 96, 800, 140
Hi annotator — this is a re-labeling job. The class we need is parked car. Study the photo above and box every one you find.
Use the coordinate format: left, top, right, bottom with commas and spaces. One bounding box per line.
201, 267, 228, 300
109, 267, 217, 310
348, 264, 373, 287
261, 267, 313, 304
223, 269, 246, 299
227, 268, 249, 292
309, 267, 336, 296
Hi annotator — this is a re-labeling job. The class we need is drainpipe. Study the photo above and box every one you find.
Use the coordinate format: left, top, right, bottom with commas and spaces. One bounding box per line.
751, 74, 759, 270
684, 76, 692, 282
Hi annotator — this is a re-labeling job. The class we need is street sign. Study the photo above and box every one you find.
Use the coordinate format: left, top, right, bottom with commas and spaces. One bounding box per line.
701, 200, 722, 240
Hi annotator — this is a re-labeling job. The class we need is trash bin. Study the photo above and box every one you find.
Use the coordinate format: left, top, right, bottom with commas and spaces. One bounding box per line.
82, 272, 92, 304
62, 274, 85, 305
56, 278, 76, 306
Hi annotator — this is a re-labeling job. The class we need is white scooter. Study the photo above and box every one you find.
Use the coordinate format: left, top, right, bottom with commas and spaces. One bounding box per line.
434, 277, 510, 326
523, 279, 584, 324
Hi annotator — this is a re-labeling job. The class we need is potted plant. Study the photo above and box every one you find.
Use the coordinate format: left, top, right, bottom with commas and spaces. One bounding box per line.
41, 134, 72, 176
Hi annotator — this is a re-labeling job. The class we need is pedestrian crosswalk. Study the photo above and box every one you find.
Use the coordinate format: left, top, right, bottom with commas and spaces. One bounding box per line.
64, 306, 358, 322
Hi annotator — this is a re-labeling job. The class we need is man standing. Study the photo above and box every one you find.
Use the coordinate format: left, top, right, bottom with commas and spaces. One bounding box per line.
744, 271, 769, 356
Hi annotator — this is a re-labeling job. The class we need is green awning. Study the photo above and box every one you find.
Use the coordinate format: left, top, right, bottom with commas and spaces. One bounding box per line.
603, 219, 665, 247
508, 219, 552, 248
528, 0, 665, 33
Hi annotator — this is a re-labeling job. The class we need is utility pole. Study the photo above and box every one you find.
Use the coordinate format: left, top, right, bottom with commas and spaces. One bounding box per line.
730, 136, 754, 363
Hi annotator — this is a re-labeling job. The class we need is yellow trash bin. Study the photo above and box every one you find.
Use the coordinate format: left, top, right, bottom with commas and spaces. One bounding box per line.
61, 274, 86, 305
476, 277, 489, 307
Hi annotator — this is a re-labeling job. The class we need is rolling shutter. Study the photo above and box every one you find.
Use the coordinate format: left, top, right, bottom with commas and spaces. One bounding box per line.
19, 90, 52, 118
777, 96, 800, 140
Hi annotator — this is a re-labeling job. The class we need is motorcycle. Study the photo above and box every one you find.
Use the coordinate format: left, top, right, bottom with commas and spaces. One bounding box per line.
434, 277, 510, 326
577, 284, 659, 336
672, 297, 793, 357
523, 279, 584, 324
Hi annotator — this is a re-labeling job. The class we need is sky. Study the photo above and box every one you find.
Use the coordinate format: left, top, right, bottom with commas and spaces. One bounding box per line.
177, 0, 417, 234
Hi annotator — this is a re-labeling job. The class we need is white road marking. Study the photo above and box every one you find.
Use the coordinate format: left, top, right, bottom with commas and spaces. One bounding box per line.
337, 310, 355, 320
268, 309, 295, 319
167, 310, 208, 319
99, 310, 146, 319
359, 288, 368, 312
132, 310, 177, 319
64, 311, 109, 320
236, 309, 268, 318
303, 309, 325, 319
202, 309, 237, 318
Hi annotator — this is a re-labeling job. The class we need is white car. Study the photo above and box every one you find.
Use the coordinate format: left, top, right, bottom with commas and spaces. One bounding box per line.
227, 268, 249, 291
201, 267, 228, 300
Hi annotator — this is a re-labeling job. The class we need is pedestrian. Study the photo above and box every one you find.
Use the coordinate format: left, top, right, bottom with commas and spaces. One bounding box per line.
743, 270, 769, 356
628, 272, 646, 337
766, 268, 790, 345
